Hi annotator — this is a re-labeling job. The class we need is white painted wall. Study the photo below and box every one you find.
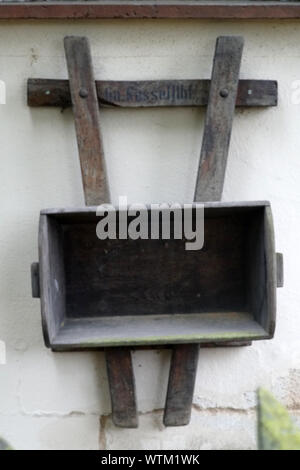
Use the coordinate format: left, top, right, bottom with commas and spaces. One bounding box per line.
0, 19, 299, 450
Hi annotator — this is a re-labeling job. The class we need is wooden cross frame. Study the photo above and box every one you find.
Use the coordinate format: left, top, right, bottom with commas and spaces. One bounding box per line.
28, 36, 277, 428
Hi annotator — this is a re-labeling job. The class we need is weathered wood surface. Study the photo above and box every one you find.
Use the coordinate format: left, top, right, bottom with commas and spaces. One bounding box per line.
38, 214, 66, 348
164, 344, 200, 426
106, 348, 138, 428
38, 202, 273, 348
194, 36, 244, 202
27, 78, 277, 108
30, 262, 40, 299
62, 212, 249, 318
263, 206, 277, 338
167, 36, 244, 427
40, 200, 272, 214
276, 252, 284, 288
64, 36, 110, 206
52, 313, 267, 351
64, 36, 135, 428
2, 3, 300, 21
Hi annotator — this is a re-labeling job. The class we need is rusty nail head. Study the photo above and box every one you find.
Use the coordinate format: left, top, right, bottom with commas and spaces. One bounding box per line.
79, 88, 88, 98
220, 88, 229, 98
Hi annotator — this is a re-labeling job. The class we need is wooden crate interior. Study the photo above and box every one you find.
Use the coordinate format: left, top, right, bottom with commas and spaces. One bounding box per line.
39, 203, 274, 349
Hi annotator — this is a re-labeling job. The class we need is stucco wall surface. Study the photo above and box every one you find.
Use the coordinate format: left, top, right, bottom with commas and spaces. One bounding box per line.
0, 19, 299, 450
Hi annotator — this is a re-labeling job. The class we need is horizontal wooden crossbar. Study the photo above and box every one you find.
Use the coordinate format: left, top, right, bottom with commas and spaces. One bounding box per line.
1, 3, 300, 21
27, 78, 277, 108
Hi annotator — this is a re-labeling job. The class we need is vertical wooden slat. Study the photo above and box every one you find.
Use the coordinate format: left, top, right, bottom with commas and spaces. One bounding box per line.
165, 36, 244, 427
105, 346, 138, 428
106, 348, 138, 428
64, 36, 137, 428
64, 36, 110, 205
163, 344, 200, 426
194, 36, 244, 202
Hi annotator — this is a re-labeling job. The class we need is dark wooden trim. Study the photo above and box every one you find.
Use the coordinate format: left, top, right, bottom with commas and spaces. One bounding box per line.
165, 35, 244, 428
106, 348, 138, 428
164, 344, 200, 426
194, 36, 244, 201
64, 36, 110, 205
1, 2, 300, 21
27, 78, 278, 109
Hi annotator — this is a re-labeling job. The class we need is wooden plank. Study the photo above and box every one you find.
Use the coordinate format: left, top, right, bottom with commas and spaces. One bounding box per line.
263, 205, 277, 338
64, 36, 110, 206
51, 313, 264, 350
47, 342, 252, 352
194, 36, 244, 202
31, 262, 40, 299
106, 348, 138, 428
27, 78, 277, 109
165, 36, 244, 427
2, 3, 300, 21
38, 214, 66, 348
164, 343, 199, 427
164, 344, 199, 426
276, 252, 284, 288
65, 36, 136, 428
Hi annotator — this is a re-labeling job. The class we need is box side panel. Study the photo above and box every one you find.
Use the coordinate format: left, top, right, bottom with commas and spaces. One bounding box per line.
246, 209, 266, 330
39, 214, 66, 346
246, 206, 276, 337
264, 206, 277, 337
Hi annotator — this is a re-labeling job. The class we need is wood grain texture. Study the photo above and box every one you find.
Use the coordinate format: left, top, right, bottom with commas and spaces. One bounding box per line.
2, 3, 300, 20
167, 36, 244, 427
106, 348, 138, 428
263, 205, 277, 338
164, 344, 200, 426
39, 214, 66, 348
194, 36, 244, 202
64, 36, 110, 206
51, 313, 268, 350
27, 78, 277, 109
62, 214, 248, 318
65, 36, 135, 428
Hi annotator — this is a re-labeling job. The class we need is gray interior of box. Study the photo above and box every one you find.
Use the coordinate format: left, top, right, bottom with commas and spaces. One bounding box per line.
41, 204, 271, 348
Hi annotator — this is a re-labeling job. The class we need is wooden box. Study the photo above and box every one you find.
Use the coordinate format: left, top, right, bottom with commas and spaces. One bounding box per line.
32, 201, 282, 351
